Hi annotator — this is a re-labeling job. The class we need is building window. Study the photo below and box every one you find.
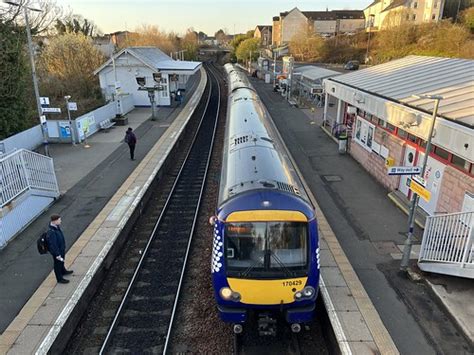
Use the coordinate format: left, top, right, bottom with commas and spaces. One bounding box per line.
434, 1, 438, 8
378, 118, 387, 128
451, 155, 471, 172
412, 14, 417, 20
432, 14, 436, 20
354, 117, 375, 151
398, 128, 408, 139
413, 2, 418, 8
433, 146, 450, 161
386, 122, 396, 133
407, 133, 417, 143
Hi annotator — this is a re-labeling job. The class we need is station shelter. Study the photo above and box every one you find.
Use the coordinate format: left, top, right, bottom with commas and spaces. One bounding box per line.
292, 66, 340, 106
322, 55, 474, 216
94, 47, 202, 107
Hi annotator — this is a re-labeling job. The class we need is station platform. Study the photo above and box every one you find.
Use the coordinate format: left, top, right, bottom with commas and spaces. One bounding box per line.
251, 77, 473, 354
0, 69, 207, 354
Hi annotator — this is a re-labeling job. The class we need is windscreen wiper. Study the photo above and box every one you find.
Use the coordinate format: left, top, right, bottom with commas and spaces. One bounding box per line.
270, 251, 295, 278
241, 257, 264, 278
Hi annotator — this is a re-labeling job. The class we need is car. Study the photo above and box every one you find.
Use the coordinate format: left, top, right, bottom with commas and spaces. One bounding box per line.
344, 60, 360, 70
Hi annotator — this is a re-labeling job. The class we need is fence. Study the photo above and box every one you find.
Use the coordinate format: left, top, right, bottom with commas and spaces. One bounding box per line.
418, 211, 474, 278
0, 95, 135, 152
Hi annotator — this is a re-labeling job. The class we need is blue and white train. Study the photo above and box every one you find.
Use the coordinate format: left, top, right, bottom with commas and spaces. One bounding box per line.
210, 64, 320, 335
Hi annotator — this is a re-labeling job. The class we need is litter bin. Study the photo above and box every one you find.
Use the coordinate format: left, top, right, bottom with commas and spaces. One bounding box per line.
338, 134, 348, 154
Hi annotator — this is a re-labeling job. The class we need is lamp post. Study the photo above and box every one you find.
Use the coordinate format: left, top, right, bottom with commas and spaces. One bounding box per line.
4, 0, 49, 156
400, 94, 443, 272
365, 14, 375, 64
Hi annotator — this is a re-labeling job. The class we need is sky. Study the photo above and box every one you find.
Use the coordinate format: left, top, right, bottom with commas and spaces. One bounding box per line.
60, 0, 370, 35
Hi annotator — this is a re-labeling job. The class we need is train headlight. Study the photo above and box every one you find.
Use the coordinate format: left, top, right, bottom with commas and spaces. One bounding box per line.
220, 287, 241, 302
220, 287, 233, 300
303, 286, 315, 298
294, 291, 303, 300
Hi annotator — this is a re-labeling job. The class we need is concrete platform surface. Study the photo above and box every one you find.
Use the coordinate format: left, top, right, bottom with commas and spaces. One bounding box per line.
0, 70, 203, 352
0, 69, 207, 354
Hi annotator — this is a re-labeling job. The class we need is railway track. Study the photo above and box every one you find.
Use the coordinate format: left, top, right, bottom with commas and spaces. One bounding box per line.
98, 63, 220, 354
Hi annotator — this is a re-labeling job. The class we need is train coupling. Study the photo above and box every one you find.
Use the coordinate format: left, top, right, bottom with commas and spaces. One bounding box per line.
258, 314, 277, 336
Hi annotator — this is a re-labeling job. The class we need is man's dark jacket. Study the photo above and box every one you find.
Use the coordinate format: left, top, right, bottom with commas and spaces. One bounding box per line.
47, 224, 66, 257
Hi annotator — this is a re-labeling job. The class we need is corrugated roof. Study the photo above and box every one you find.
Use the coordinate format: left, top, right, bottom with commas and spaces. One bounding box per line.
294, 66, 340, 81
128, 47, 172, 67
329, 55, 474, 126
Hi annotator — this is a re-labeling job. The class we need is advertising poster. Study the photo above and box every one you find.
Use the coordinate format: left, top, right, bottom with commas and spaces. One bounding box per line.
59, 122, 71, 138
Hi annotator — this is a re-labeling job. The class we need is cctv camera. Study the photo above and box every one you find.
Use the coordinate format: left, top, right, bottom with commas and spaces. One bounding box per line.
136, 77, 146, 87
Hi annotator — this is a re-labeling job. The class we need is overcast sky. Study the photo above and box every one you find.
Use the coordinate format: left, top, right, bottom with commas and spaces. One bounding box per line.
60, 0, 370, 35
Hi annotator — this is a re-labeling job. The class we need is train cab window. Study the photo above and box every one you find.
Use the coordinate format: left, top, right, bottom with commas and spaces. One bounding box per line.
224, 221, 308, 277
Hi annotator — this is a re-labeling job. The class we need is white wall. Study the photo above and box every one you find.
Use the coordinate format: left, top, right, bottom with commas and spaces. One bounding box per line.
0, 125, 43, 154
282, 9, 308, 42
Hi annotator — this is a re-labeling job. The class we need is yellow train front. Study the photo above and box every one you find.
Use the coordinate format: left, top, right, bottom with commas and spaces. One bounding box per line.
211, 64, 320, 335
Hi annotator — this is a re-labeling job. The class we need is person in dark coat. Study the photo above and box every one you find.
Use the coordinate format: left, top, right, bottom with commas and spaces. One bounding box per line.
124, 127, 137, 160
47, 214, 73, 284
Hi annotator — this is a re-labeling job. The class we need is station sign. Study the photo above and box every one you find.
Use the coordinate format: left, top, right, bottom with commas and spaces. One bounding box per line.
42, 107, 61, 113
68, 102, 78, 111
410, 179, 431, 202
387, 166, 422, 176
40, 97, 50, 106
412, 174, 426, 187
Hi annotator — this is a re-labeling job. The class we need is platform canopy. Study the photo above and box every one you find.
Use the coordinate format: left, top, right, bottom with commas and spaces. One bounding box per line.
94, 46, 202, 76
328, 55, 474, 127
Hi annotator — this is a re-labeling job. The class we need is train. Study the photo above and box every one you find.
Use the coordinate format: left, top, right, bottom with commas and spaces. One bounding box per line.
210, 63, 320, 336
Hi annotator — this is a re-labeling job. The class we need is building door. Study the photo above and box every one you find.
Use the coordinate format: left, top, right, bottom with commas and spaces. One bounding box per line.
416, 153, 445, 215
399, 145, 417, 196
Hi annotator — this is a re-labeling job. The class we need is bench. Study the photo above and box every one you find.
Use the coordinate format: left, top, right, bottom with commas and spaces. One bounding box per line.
99, 119, 116, 131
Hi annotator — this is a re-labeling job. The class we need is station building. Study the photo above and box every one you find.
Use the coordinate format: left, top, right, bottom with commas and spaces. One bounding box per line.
322, 55, 474, 216
94, 47, 201, 107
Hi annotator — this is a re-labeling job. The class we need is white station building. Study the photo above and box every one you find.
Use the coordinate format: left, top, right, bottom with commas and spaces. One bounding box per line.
322, 55, 474, 217
94, 47, 202, 107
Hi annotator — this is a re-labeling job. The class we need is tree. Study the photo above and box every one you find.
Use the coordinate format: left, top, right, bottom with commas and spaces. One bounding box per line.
289, 27, 324, 61
215, 29, 226, 44
55, 15, 99, 36
121, 25, 179, 55
181, 28, 199, 60
0, 20, 34, 139
461, 6, 474, 32
235, 37, 260, 62
38, 33, 105, 113
0, 0, 63, 34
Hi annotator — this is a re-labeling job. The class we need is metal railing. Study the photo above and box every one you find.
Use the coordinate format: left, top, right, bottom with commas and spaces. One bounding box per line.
0, 149, 59, 208
418, 211, 474, 278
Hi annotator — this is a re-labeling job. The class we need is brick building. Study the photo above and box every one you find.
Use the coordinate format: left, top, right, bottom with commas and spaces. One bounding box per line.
322, 56, 473, 216
272, 7, 365, 45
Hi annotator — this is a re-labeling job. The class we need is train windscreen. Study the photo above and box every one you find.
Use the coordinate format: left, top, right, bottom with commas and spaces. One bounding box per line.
224, 221, 308, 278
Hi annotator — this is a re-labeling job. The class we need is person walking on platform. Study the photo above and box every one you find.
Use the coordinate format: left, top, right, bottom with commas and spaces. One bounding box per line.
47, 214, 73, 284
124, 127, 137, 160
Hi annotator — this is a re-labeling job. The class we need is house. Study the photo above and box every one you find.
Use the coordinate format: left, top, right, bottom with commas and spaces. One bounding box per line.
272, 8, 365, 45
94, 47, 201, 107
364, 0, 445, 30
254, 25, 272, 46
322, 55, 473, 216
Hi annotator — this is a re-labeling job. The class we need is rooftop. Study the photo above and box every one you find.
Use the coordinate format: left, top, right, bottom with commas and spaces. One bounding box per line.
328, 55, 474, 127
294, 66, 340, 81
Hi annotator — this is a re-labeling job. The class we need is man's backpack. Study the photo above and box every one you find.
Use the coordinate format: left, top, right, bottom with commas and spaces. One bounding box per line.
37, 231, 49, 255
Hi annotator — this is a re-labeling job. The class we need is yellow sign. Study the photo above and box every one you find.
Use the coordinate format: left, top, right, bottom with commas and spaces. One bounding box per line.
410, 179, 431, 202
385, 157, 395, 167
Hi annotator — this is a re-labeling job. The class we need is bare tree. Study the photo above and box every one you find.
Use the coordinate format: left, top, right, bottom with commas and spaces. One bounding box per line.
0, 0, 63, 34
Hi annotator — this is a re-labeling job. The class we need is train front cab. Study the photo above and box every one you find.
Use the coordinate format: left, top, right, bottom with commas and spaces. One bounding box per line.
212, 201, 319, 334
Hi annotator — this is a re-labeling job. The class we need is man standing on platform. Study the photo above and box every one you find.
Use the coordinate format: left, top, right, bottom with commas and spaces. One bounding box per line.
124, 127, 137, 160
47, 215, 73, 284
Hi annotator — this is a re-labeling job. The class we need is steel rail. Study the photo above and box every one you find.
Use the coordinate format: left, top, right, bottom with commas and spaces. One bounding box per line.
99, 69, 214, 355
163, 62, 221, 354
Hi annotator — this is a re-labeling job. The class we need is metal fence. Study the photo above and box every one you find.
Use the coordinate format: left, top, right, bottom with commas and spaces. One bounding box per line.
418, 211, 474, 278
1, 149, 59, 208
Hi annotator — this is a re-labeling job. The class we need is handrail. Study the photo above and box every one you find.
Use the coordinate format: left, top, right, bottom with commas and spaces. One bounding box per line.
419, 210, 474, 278
0, 149, 59, 208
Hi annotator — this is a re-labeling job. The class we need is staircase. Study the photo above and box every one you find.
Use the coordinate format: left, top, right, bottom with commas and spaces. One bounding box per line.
418, 211, 474, 278
1, 149, 59, 248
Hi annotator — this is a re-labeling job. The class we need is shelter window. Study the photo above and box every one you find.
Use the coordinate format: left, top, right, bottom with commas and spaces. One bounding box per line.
451, 155, 471, 172
407, 133, 417, 144
433, 146, 450, 161
398, 129, 408, 140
